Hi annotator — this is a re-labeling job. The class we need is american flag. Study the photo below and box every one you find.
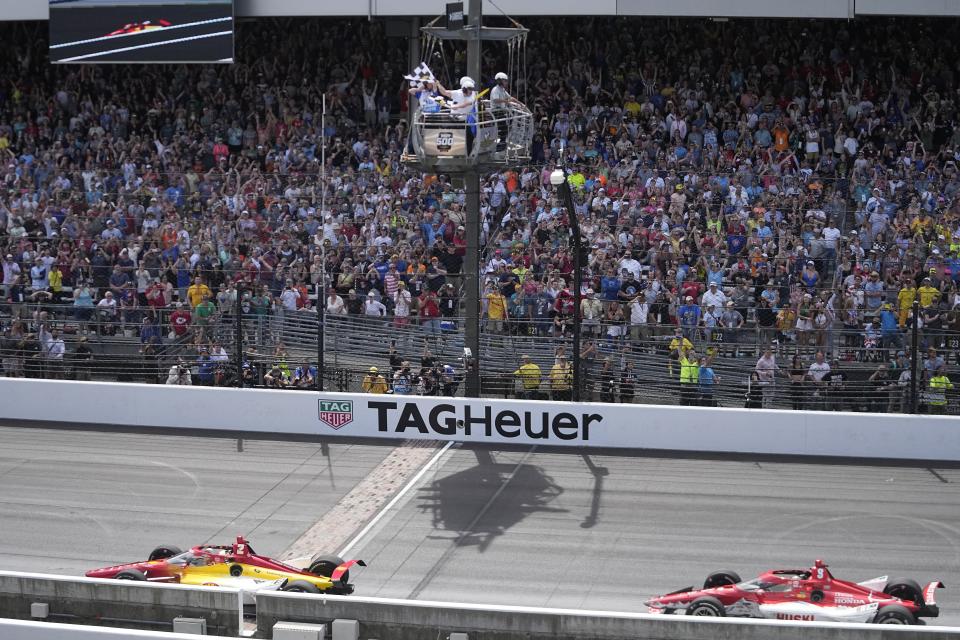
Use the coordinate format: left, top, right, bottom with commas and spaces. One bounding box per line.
404, 62, 436, 87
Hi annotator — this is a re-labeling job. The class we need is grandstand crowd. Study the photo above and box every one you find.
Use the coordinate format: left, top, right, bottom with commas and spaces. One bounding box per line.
0, 17, 959, 411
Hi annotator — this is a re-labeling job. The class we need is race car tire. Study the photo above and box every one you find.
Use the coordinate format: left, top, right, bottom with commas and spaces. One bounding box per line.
703, 570, 741, 589
874, 604, 916, 625
686, 596, 726, 617
884, 578, 924, 606
283, 580, 321, 594
115, 569, 146, 581
309, 554, 346, 580
148, 545, 183, 561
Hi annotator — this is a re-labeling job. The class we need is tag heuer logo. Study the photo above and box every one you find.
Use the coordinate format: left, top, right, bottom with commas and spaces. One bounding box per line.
318, 400, 353, 429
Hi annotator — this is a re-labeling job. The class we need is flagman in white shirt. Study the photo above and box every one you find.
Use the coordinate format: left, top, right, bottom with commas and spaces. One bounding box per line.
437, 76, 478, 152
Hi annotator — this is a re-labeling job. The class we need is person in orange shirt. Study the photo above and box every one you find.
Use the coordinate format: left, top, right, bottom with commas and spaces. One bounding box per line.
161, 224, 178, 250
772, 120, 790, 153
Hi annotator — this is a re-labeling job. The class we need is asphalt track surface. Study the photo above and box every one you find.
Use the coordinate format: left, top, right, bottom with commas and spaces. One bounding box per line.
1, 427, 959, 627
0, 426, 390, 574
49, 3, 232, 63
348, 445, 960, 626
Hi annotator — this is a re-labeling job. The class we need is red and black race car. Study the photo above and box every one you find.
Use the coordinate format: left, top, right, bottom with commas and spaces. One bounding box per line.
645, 560, 943, 625
86, 536, 364, 597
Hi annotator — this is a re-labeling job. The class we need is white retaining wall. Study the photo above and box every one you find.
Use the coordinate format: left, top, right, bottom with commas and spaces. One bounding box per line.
0, 379, 957, 461
0, 619, 237, 639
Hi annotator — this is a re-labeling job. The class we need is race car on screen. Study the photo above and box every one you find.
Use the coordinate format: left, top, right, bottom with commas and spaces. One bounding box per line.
645, 559, 943, 625
85, 536, 365, 595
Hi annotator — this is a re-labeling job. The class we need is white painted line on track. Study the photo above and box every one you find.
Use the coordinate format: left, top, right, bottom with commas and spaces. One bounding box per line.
338, 440, 455, 558
50, 16, 232, 49
57, 30, 232, 62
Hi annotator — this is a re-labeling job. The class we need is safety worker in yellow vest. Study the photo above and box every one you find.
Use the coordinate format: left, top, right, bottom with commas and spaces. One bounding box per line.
361, 366, 389, 394
549, 354, 573, 401
928, 367, 954, 415
679, 350, 700, 406
513, 355, 542, 400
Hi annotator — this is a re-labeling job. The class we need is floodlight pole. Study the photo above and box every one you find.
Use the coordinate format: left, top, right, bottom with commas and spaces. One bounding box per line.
463, 0, 482, 398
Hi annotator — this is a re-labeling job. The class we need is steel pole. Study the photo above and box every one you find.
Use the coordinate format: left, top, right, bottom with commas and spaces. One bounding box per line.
559, 180, 582, 401
408, 17, 420, 134
318, 93, 327, 392
909, 298, 920, 413
462, 0, 483, 397
235, 287, 243, 388
464, 172, 481, 397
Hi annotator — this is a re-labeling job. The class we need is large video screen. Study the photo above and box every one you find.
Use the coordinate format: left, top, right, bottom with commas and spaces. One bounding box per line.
49, 0, 234, 64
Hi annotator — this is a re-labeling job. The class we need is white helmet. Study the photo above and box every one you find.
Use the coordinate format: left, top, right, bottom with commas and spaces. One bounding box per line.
495, 72, 508, 81
459, 76, 476, 89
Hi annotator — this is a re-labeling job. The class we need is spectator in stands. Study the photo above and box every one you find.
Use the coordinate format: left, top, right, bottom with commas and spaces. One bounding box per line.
824, 359, 849, 411
96, 292, 118, 335
169, 303, 192, 339
698, 355, 718, 407
196, 349, 215, 386
755, 348, 779, 408
71, 337, 93, 381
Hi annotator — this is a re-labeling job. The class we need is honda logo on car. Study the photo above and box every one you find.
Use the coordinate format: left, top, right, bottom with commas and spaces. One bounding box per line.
318, 400, 353, 429
368, 400, 602, 441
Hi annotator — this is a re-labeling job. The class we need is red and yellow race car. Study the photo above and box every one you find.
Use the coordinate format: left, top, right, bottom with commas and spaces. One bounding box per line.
86, 536, 364, 595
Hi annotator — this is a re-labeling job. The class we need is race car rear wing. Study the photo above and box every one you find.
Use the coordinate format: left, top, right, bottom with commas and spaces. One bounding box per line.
331, 559, 367, 583
924, 581, 945, 605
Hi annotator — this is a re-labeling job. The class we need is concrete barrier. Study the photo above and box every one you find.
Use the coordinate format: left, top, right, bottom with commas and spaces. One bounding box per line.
255, 592, 960, 640
0, 379, 958, 461
0, 618, 238, 639
0, 571, 241, 636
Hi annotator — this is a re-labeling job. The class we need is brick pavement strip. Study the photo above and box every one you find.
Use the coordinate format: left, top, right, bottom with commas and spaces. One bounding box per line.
281, 440, 442, 565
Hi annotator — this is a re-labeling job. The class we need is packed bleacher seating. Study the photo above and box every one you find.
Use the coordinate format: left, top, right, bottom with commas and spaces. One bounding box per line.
1, 17, 959, 412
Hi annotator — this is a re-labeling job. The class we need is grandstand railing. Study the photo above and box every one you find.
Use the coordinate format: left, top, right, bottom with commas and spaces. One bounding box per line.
1, 298, 956, 415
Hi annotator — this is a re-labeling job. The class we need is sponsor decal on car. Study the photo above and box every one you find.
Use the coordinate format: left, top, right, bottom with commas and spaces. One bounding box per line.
318, 400, 354, 429
834, 596, 865, 605
368, 400, 602, 441
776, 613, 814, 621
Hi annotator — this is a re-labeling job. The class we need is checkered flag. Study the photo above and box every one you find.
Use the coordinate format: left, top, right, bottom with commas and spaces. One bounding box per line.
404, 62, 436, 87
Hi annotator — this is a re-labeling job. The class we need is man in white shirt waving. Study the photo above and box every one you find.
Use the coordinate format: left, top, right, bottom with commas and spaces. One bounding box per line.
438, 77, 478, 153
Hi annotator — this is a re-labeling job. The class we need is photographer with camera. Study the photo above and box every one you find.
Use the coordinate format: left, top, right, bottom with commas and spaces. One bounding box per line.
165, 360, 193, 386
393, 361, 413, 395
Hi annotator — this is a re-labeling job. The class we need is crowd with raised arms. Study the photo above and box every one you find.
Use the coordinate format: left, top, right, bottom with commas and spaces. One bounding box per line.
0, 17, 959, 407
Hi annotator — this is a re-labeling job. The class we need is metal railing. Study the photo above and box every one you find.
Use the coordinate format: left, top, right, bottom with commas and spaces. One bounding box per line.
408, 99, 534, 170
2, 297, 957, 414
